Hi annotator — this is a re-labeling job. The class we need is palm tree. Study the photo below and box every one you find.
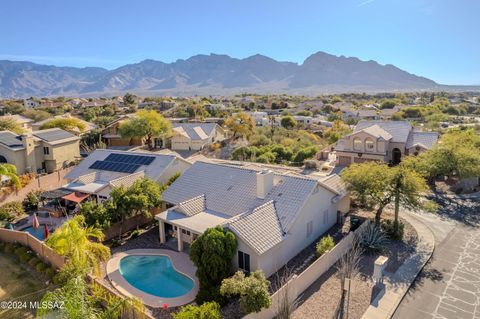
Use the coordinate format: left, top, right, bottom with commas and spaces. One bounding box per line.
0, 163, 21, 190
45, 215, 110, 277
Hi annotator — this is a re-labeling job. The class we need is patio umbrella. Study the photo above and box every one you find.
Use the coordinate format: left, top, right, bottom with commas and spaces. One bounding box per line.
32, 213, 40, 229
44, 224, 50, 239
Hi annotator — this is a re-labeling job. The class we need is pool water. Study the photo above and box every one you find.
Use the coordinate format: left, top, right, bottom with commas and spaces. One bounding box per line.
119, 255, 194, 298
22, 225, 53, 241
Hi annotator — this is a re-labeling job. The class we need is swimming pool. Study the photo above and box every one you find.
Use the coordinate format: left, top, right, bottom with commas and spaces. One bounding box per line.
119, 255, 194, 298
22, 225, 53, 241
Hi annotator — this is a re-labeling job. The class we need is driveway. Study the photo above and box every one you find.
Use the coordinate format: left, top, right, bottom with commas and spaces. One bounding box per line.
393, 195, 480, 319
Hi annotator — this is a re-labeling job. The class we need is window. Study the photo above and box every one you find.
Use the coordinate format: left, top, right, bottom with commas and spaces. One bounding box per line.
306, 221, 313, 238
365, 139, 374, 151
181, 229, 186, 234
353, 138, 362, 151
186, 230, 191, 236
43, 147, 50, 155
238, 251, 251, 272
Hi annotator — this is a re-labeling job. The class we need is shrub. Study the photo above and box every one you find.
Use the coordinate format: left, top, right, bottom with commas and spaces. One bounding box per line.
28, 256, 41, 267
360, 223, 388, 254
220, 271, 271, 314
14, 246, 29, 258
130, 229, 141, 239
4, 243, 18, 254
381, 220, 405, 241
35, 262, 48, 274
304, 160, 318, 170
23, 190, 41, 212
0, 201, 24, 222
292, 146, 318, 165
316, 235, 335, 257
0, 242, 5, 252
44, 267, 56, 279
173, 301, 221, 319
19, 251, 32, 263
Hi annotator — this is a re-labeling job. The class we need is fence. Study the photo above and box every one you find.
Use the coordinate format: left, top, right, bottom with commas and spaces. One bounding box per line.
245, 221, 369, 319
103, 214, 156, 241
0, 228, 65, 268
0, 167, 74, 204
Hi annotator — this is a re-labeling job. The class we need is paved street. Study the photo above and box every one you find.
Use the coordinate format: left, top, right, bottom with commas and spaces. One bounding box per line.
393, 195, 480, 319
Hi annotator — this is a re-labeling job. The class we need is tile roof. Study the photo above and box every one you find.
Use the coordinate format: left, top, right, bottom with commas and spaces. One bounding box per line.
227, 201, 285, 254
176, 195, 206, 217
360, 125, 393, 140
65, 149, 177, 183
354, 120, 412, 143
406, 131, 439, 149
162, 161, 319, 232
172, 123, 217, 140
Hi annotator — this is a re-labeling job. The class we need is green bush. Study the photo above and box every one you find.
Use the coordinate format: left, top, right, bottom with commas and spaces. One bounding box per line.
35, 262, 48, 274
381, 220, 404, 241
19, 251, 32, 263
173, 302, 221, 319
44, 267, 56, 279
23, 190, 41, 212
4, 243, 17, 254
316, 235, 335, 257
360, 223, 389, 254
28, 256, 41, 267
14, 246, 29, 258
0, 201, 24, 222
130, 229, 141, 239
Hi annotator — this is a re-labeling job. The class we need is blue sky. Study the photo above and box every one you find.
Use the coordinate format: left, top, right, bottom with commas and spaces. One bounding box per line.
1, 0, 478, 85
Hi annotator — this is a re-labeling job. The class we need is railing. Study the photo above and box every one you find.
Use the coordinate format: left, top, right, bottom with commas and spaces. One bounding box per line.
244, 221, 369, 319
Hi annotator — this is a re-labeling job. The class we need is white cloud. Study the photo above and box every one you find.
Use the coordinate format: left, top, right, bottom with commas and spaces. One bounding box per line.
358, 0, 375, 7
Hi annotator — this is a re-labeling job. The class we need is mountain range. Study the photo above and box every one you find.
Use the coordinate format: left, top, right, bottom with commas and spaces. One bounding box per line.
0, 51, 449, 97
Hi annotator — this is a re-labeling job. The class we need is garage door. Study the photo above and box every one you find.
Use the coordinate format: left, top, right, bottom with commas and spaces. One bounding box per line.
338, 156, 352, 166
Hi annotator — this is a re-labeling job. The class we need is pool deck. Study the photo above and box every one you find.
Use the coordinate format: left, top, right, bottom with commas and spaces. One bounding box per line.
106, 248, 199, 308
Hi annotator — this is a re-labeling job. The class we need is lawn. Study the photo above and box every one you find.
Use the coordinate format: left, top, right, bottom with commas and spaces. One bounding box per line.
0, 252, 50, 318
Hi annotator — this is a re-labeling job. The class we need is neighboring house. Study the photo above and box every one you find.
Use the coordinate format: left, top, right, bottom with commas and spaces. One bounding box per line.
0, 114, 34, 131
101, 115, 141, 148
23, 98, 39, 109
169, 123, 226, 151
205, 103, 226, 111
31, 113, 97, 135
335, 120, 438, 166
0, 128, 80, 174
357, 109, 380, 120
155, 160, 350, 277
64, 149, 191, 203
38, 101, 66, 108
241, 111, 270, 126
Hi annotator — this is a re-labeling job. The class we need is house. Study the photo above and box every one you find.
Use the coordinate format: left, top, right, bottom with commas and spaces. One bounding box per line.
0, 128, 80, 174
242, 111, 270, 126
101, 115, 140, 148
335, 120, 438, 166
31, 113, 97, 135
169, 123, 226, 151
357, 109, 380, 120
23, 98, 39, 109
0, 114, 34, 131
155, 160, 350, 277
64, 149, 191, 203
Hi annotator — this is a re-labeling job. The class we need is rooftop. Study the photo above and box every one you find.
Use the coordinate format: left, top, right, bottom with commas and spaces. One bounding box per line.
172, 123, 217, 141
354, 120, 413, 143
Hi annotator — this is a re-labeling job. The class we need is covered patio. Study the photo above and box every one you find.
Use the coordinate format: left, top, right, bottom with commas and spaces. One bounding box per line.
155, 209, 228, 252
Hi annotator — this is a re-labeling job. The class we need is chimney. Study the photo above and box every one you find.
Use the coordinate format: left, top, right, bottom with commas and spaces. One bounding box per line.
21, 133, 37, 173
256, 169, 274, 199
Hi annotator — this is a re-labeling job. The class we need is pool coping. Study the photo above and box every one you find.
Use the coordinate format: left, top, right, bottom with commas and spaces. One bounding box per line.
106, 249, 199, 308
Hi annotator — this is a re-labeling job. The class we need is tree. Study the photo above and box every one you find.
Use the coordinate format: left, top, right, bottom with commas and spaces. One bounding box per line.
22, 109, 51, 122
224, 112, 255, 139
173, 302, 222, 319
0, 163, 21, 190
189, 226, 237, 303
39, 117, 86, 133
79, 200, 111, 229
323, 120, 352, 144
45, 215, 110, 277
280, 115, 297, 129
341, 162, 428, 226
119, 110, 172, 149
0, 118, 23, 134
123, 92, 137, 106
220, 270, 271, 314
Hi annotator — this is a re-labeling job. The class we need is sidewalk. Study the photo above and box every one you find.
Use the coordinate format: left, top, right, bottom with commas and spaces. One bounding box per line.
361, 212, 435, 319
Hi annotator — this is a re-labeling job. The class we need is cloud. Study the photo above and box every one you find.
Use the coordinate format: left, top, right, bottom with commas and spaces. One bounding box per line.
358, 0, 375, 7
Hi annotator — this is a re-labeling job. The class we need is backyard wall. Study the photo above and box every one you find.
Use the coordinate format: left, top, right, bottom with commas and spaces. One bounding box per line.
244, 221, 369, 319
102, 210, 160, 241
0, 228, 65, 268
0, 167, 74, 204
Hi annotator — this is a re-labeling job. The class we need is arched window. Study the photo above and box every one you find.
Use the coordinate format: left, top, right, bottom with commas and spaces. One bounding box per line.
0, 155, 7, 163
365, 139, 374, 152
353, 138, 362, 151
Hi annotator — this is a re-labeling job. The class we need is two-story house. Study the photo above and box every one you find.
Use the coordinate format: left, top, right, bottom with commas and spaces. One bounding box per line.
335, 120, 438, 166
0, 128, 80, 174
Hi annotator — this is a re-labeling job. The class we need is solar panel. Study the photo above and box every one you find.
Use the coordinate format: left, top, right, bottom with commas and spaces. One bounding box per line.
89, 160, 140, 173
104, 153, 155, 165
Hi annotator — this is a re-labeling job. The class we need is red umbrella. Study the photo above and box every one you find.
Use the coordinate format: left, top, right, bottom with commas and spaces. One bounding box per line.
44, 224, 50, 239
32, 213, 40, 229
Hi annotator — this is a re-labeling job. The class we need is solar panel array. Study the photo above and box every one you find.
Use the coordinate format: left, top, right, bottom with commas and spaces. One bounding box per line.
88, 153, 155, 173
105, 153, 155, 165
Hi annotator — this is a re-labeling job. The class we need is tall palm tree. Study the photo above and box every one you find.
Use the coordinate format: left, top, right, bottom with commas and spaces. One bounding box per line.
45, 215, 110, 276
0, 163, 21, 190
